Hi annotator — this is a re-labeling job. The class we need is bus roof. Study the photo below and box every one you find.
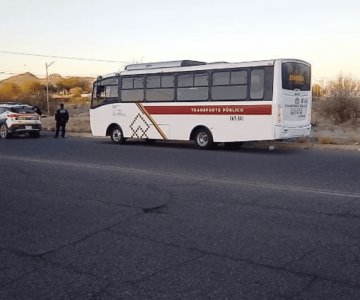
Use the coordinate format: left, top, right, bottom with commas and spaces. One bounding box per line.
120, 59, 275, 76
97, 58, 310, 80
125, 60, 206, 71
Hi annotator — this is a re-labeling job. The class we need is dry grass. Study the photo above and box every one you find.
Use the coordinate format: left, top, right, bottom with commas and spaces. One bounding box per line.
67, 117, 91, 133
318, 136, 335, 144
346, 129, 360, 144
41, 103, 90, 133
311, 100, 360, 145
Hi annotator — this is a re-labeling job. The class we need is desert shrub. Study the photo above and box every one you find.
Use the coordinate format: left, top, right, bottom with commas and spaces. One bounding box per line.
321, 74, 360, 124
70, 87, 83, 98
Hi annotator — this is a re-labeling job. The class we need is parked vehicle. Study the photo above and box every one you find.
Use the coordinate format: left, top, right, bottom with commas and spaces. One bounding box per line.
90, 59, 312, 149
0, 103, 42, 138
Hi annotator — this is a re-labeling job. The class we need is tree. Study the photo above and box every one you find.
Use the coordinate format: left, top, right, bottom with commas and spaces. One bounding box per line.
56, 77, 91, 93
0, 83, 22, 101
312, 84, 323, 100
21, 80, 44, 96
321, 74, 360, 123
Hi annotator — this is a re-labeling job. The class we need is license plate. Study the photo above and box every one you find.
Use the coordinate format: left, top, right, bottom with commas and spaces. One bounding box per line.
25, 126, 32, 129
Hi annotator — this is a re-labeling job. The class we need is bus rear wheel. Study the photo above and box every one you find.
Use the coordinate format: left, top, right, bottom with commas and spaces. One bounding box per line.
110, 126, 125, 144
193, 128, 213, 149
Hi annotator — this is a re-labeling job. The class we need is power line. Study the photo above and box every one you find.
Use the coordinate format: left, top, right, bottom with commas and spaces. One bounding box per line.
0, 72, 100, 79
0, 71, 18, 75
0, 50, 129, 64
0, 70, 102, 79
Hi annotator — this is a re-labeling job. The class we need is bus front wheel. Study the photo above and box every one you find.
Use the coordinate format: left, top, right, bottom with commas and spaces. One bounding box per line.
193, 128, 213, 149
110, 126, 125, 144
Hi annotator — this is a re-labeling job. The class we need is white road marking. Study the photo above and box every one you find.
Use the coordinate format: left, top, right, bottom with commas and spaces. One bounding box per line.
1, 154, 360, 199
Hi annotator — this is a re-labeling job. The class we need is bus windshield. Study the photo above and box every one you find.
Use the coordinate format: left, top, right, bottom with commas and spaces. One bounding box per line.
282, 62, 311, 91
91, 77, 119, 108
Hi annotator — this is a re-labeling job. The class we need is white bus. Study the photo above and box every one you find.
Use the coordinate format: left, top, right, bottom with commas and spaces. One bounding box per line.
90, 59, 311, 149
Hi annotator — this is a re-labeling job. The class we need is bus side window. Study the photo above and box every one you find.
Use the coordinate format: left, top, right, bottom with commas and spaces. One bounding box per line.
145, 74, 175, 102
177, 73, 209, 101
250, 69, 265, 100
264, 67, 274, 101
121, 76, 144, 102
211, 70, 247, 101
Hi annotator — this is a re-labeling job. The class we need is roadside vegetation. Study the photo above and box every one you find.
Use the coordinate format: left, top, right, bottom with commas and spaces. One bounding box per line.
312, 74, 360, 144
0, 74, 92, 114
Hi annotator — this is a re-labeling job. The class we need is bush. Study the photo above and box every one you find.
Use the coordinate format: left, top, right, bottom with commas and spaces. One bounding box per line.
70, 87, 83, 98
321, 74, 360, 124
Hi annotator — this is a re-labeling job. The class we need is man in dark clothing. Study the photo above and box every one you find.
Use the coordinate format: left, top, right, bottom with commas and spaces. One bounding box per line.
54, 103, 69, 138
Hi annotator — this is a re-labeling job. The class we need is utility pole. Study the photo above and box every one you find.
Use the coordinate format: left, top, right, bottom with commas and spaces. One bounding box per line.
46, 62, 54, 115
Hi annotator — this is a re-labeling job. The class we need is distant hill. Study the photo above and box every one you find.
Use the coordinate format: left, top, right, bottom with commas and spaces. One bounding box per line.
0, 72, 95, 87
0, 72, 39, 86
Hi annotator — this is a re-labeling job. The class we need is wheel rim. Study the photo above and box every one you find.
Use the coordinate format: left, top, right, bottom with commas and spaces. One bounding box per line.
196, 132, 208, 147
112, 128, 122, 142
0, 125, 7, 138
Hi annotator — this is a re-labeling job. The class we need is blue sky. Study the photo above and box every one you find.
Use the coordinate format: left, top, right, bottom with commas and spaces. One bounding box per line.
1, 0, 359, 83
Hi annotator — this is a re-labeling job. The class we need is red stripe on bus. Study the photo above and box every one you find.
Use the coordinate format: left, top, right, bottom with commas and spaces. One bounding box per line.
143, 105, 272, 115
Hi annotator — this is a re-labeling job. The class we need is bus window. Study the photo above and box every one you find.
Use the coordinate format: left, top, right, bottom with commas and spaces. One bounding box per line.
122, 77, 133, 89
194, 73, 209, 86
145, 75, 175, 102
282, 62, 311, 91
250, 69, 265, 100
146, 89, 174, 101
147, 75, 161, 88
212, 70, 247, 101
231, 71, 247, 85
264, 67, 274, 101
91, 77, 119, 108
121, 76, 144, 102
177, 73, 209, 101
162, 75, 175, 88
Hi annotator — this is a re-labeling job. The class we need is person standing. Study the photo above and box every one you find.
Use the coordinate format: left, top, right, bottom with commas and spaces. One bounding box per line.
54, 103, 69, 138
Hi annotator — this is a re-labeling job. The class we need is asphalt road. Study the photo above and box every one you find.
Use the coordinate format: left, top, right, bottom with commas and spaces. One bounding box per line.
1, 133, 360, 299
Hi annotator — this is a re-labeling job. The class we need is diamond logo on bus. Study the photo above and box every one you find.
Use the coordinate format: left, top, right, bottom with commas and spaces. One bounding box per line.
130, 113, 150, 138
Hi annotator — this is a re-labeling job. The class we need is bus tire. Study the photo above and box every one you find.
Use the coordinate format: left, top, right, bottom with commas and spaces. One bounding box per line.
193, 128, 213, 149
110, 126, 125, 144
